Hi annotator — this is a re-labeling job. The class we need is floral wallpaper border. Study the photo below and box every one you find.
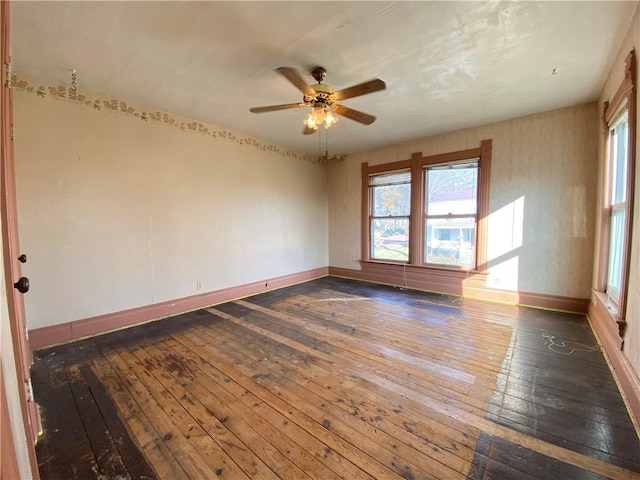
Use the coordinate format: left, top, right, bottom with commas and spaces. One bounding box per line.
11, 75, 323, 165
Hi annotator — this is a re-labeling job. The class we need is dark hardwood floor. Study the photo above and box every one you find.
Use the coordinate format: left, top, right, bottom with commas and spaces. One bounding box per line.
31, 277, 640, 479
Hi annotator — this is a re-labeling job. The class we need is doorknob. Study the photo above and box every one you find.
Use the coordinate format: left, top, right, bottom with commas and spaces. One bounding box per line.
18, 254, 27, 263
13, 277, 29, 294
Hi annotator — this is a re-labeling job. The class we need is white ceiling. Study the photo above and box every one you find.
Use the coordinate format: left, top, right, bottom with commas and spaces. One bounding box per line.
10, 1, 638, 157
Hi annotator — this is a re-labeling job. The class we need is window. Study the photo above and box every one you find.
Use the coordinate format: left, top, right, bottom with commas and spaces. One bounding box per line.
369, 170, 411, 261
361, 140, 491, 270
599, 50, 636, 324
606, 111, 629, 304
424, 161, 478, 267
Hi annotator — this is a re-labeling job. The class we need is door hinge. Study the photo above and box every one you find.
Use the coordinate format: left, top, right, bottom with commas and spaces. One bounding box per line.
11, 125, 15, 141
4, 62, 12, 88
25, 378, 34, 403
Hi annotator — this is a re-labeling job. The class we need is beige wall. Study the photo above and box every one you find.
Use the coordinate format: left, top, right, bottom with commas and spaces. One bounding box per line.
597, 8, 640, 377
329, 103, 599, 299
13, 85, 328, 330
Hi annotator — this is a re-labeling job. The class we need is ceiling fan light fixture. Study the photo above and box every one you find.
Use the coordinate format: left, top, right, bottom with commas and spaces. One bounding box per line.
304, 105, 338, 130
324, 109, 338, 129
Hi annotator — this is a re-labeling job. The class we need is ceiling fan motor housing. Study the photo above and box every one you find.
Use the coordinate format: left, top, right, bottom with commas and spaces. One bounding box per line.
305, 83, 334, 106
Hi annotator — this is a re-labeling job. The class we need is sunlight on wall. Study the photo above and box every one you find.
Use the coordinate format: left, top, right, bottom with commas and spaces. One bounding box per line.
486, 195, 525, 291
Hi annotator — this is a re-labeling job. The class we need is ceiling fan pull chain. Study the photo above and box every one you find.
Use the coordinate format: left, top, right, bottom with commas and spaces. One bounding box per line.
318, 124, 322, 161
325, 127, 329, 159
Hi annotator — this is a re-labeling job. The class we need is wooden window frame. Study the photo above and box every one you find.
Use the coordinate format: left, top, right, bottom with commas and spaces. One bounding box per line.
361, 139, 492, 271
599, 50, 636, 333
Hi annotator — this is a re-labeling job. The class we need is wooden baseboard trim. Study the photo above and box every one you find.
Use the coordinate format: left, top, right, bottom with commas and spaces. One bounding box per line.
516, 291, 590, 314
588, 291, 640, 431
328, 265, 589, 313
29, 267, 328, 350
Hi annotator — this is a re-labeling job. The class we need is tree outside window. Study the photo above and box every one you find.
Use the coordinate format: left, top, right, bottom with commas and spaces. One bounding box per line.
369, 170, 411, 261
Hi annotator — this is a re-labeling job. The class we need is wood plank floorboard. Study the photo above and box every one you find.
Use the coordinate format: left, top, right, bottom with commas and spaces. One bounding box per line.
238, 290, 638, 468
31, 277, 640, 479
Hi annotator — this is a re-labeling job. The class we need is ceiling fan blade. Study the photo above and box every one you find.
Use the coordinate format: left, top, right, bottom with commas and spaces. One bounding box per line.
303, 125, 317, 135
331, 104, 376, 125
276, 67, 316, 96
333, 79, 386, 101
249, 102, 306, 113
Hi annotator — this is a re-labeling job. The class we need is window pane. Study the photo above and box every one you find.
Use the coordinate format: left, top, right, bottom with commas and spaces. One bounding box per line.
607, 207, 625, 299
371, 218, 409, 261
372, 183, 411, 216
425, 217, 476, 267
426, 167, 477, 215
610, 113, 628, 205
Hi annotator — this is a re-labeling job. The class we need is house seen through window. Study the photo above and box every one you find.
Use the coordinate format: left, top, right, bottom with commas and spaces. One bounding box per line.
424, 161, 478, 267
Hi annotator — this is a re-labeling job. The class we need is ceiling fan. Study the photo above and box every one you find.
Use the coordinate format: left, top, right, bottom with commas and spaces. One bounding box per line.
249, 66, 386, 134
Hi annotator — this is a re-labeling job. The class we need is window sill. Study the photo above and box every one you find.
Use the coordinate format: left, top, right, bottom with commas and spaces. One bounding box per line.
360, 259, 488, 277
593, 290, 626, 337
